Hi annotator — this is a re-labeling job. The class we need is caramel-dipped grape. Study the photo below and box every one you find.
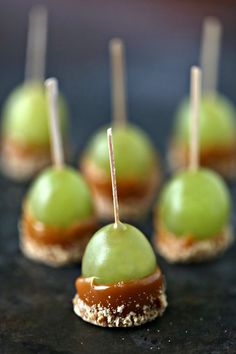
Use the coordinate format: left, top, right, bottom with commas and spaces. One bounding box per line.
158, 168, 231, 240
82, 223, 157, 285
27, 166, 94, 228
2, 82, 68, 146
85, 124, 156, 180
175, 94, 236, 148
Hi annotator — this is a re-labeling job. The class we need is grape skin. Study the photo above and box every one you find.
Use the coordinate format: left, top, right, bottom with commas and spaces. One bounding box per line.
82, 223, 157, 285
27, 167, 94, 228
175, 94, 236, 148
158, 168, 231, 239
85, 124, 156, 180
2, 83, 68, 146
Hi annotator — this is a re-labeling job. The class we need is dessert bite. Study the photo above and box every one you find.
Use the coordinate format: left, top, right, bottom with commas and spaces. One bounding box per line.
0, 6, 68, 181
81, 38, 161, 220
73, 128, 167, 327
155, 67, 233, 263
168, 17, 236, 179
20, 79, 97, 267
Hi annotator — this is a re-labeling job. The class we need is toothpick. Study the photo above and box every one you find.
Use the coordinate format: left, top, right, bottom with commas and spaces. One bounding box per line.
200, 17, 222, 95
109, 38, 127, 127
189, 66, 201, 171
45, 78, 64, 168
25, 5, 48, 82
107, 128, 121, 227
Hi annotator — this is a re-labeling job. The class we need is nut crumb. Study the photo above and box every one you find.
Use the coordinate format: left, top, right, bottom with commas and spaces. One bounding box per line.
73, 290, 167, 328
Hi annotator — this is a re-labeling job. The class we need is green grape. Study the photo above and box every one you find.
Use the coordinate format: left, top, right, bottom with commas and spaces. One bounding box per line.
2, 82, 68, 146
27, 166, 94, 228
82, 223, 157, 285
158, 168, 231, 240
175, 94, 236, 148
85, 124, 156, 180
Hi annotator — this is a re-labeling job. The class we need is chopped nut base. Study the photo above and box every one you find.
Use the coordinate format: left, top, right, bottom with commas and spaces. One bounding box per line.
73, 289, 167, 328
1, 151, 50, 182
20, 230, 91, 267
155, 224, 234, 263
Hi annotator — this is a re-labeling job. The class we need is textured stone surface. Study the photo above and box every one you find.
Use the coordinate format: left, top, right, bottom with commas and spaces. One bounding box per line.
0, 1, 236, 353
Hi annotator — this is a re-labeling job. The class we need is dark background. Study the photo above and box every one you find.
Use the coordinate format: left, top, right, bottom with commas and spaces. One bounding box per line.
0, 1, 236, 353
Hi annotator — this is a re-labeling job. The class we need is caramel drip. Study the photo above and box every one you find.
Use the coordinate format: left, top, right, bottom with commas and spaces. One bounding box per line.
2, 136, 51, 158
81, 157, 159, 201
22, 207, 97, 247
174, 141, 236, 166
76, 269, 164, 315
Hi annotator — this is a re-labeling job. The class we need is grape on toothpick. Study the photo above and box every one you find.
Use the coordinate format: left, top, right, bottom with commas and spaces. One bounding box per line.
73, 128, 167, 328
81, 38, 161, 220
19, 78, 97, 267
168, 17, 236, 179
155, 67, 233, 263
0, 5, 69, 182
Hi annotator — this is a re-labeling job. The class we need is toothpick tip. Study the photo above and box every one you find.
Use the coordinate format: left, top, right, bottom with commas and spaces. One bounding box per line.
29, 4, 47, 17
204, 16, 222, 29
45, 77, 58, 93
110, 38, 124, 51
191, 65, 200, 73
191, 66, 202, 82
107, 127, 112, 137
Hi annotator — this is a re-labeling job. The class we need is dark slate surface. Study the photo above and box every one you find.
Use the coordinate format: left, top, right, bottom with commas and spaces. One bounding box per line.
0, 1, 236, 353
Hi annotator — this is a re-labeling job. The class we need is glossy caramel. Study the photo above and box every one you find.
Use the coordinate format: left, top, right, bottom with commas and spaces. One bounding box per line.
22, 206, 97, 247
81, 158, 159, 201
2, 136, 50, 159
172, 140, 236, 168
76, 269, 164, 315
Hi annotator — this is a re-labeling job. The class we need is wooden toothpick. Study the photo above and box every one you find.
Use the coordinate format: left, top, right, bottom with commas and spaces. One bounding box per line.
189, 66, 201, 171
45, 78, 64, 168
109, 38, 127, 127
25, 5, 48, 82
200, 17, 222, 95
107, 128, 121, 228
